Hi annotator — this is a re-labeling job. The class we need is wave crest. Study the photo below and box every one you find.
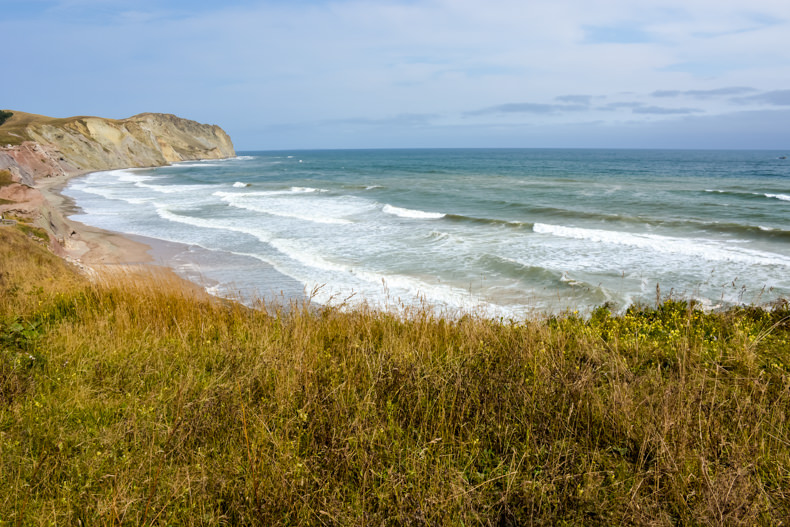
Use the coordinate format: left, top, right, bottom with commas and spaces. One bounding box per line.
382, 204, 445, 219
533, 223, 790, 266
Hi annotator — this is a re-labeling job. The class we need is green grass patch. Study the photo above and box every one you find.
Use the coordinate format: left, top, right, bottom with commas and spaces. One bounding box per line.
0, 169, 13, 188
1, 227, 789, 525
14, 222, 50, 243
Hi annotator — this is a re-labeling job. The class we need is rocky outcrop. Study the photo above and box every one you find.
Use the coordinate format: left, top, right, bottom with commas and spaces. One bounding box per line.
0, 141, 78, 186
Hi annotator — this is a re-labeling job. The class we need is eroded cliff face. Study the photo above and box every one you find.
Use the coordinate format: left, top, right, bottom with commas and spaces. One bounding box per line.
0, 141, 76, 187
26, 113, 235, 172
0, 111, 236, 250
0, 112, 235, 181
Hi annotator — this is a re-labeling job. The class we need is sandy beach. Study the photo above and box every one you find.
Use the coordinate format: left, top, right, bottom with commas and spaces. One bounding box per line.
33, 170, 217, 297
37, 168, 307, 305
37, 172, 150, 264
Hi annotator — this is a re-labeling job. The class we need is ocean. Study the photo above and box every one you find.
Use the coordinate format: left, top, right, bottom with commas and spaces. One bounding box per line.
62, 149, 790, 317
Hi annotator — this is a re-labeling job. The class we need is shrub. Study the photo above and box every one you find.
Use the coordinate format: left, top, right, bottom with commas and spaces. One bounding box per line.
0, 110, 13, 127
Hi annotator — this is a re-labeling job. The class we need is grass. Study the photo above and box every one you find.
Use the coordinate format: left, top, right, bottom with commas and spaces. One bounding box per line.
13, 223, 49, 243
0, 110, 115, 146
0, 170, 13, 188
0, 110, 38, 146
1, 169, 17, 206
1, 226, 789, 525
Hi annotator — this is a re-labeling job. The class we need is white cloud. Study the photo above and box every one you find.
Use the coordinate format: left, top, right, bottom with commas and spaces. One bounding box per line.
2, 0, 789, 148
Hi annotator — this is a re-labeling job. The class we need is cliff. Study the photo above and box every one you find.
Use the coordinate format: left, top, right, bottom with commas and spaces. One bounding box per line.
0, 110, 235, 255
0, 111, 235, 187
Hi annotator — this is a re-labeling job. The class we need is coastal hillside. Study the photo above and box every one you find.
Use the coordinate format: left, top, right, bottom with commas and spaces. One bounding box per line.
0, 110, 235, 186
0, 110, 235, 247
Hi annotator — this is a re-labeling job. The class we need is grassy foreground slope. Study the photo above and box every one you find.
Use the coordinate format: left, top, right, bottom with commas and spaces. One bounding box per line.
1, 227, 789, 525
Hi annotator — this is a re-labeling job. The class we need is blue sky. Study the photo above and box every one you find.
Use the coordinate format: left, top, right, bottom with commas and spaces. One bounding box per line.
2, 0, 789, 150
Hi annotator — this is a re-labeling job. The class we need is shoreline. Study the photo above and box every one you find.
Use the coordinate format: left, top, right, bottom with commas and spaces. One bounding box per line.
35, 169, 218, 298
37, 171, 153, 266
39, 166, 307, 306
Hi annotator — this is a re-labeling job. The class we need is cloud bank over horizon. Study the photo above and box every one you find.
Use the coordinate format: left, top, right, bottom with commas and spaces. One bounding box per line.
2, 0, 789, 149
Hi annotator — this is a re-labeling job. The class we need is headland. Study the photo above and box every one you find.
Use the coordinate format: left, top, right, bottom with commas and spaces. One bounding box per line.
0, 109, 235, 272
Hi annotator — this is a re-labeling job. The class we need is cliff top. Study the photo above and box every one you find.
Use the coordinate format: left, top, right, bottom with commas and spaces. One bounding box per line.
1, 110, 104, 145
0, 110, 222, 147
1, 108, 235, 250
1, 109, 234, 205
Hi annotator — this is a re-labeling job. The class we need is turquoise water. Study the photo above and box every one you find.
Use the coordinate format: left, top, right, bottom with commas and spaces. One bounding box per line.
63, 149, 790, 316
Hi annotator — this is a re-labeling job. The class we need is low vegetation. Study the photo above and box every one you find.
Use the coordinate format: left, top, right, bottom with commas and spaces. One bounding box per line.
0, 110, 30, 145
1, 226, 789, 525
0, 110, 120, 146
0, 170, 13, 188
0, 110, 68, 146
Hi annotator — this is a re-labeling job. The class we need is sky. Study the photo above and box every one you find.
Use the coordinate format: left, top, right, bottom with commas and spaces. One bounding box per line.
2, 0, 789, 150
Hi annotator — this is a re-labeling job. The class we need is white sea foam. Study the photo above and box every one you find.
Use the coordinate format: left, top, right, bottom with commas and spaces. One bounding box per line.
533, 223, 790, 267
156, 207, 228, 230
428, 230, 450, 241
269, 238, 514, 316
134, 181, 212, 194
89, 168, 199, 195
382, 204, 445, 219
707, 189, 790, 202
66, 182, 151, 205
155, 207, 276, 242
215, 192, 372, 225
217, 187, 327, 195
114, 170, 153, 183
178, 157, 238, 165
559, 272, 585, 287
251, 208, 352, 225
214, 188, 326, 198
290, 187, 327, 193
204, 284, 224, 297
235, 156, 254, 161
214, 190, 290, 198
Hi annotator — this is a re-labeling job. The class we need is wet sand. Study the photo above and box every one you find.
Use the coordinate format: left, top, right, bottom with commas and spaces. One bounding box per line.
35, 171, 214, 297
38, 169, 307, 306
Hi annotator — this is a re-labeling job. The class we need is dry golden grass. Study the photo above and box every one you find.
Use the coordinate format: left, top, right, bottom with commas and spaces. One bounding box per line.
0, 110, 119, 146
1, 226, 789, 525
0, 170, 14, 188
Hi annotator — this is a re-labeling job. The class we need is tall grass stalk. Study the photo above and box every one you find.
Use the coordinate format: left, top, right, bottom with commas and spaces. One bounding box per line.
1, 227, 789, 525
